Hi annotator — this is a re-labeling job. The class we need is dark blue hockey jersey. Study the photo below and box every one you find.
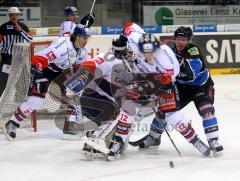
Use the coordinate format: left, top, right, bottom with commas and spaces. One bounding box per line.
172, 44, 210, 86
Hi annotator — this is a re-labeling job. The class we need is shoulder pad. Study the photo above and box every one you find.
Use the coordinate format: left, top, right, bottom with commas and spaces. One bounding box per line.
188, 47, 199, 56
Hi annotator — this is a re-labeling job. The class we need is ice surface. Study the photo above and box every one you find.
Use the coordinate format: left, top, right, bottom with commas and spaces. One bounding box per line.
0, 75, 240, 181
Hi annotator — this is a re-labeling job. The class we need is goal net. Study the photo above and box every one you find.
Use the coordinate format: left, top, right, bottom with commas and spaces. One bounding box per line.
0, 41, 52, 131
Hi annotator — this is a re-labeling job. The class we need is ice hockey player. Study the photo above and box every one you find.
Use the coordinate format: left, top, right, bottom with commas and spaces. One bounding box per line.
61, 38, 135, 159
3, 25, 91, 140
81, 24, 211, 160
172, 26, 223, 153
130, 26, 223, 155
111, 32, 210, 159
59, 6, 94, 36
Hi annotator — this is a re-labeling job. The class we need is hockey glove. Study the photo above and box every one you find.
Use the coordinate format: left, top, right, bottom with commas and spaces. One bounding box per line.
80, 13, 95, 27
125, 89, 151, 106
31, 63, 44, 79
30, 64, 50, 97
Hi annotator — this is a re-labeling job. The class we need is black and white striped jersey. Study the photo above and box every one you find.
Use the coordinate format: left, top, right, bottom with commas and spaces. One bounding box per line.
0, 21, 33, 55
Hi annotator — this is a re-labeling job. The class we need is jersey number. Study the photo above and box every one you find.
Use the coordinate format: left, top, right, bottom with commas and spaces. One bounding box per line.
119, 113, 128, 122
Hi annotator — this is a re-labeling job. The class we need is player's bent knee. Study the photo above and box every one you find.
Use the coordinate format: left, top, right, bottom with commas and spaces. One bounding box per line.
198, 102, 215, 119
26, 96, 44, 110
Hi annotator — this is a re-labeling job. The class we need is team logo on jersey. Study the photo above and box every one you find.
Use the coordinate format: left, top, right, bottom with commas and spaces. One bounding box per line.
7, 25, 14, 29
94, 57, 104, 65
46, 51, 57, 61
124, 27, 135, 36
188, 47, 199, 56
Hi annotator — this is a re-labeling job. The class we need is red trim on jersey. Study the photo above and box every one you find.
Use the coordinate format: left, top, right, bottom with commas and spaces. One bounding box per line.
31, 55, 49, 69
124, 22, 133, 29
81, 61, 97, 74
63, 32, 71, 36
155, 73, 172, 85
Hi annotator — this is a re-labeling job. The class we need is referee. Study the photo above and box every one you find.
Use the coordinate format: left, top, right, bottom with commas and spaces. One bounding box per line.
0, 7, 33, 96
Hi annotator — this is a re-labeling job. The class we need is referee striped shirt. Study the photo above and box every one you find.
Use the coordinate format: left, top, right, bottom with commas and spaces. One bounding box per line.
0, 21, 33, 55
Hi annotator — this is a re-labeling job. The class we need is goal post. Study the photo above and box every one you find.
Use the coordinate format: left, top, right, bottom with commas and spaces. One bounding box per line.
0, 41, 52, 132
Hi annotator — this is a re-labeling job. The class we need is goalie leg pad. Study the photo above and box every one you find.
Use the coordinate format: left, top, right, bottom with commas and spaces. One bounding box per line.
80, 90, 120, 124
81, 120, 118, 157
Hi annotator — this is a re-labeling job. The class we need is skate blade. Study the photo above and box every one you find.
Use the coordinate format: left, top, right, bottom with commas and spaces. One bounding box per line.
82, 136, 110, 155
62, 133, 81, 140
212, 150, 223, 158
80, 150, 108, 161
138, 145, 160, 151
2, 126, 14, 141
107, 154, 121, 161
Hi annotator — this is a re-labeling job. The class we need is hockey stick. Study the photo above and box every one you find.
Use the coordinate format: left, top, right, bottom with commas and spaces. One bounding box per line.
65, 35, 74, 75
122, 58, 183, 158
86, 0, 96, 27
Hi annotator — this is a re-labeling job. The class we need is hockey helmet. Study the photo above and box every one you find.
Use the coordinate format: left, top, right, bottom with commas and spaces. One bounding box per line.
64, 6, 78, 16
8, 7, 20, 14
174, 26, 193, 40
138, 33, 158, 53
112, 39, 128, 59
72, 24, 91, 37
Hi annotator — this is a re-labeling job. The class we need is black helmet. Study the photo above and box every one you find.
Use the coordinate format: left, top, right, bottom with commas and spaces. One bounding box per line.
174, 26, 193, 40
112, 39, 128, 59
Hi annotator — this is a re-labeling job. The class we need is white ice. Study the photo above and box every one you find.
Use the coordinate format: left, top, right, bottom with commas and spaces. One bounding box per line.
0, 75, 240, 181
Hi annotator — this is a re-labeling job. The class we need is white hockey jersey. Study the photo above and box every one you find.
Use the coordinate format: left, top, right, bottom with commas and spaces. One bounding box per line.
81, 53, 132, 102
32, 37, 88, 72
134, 44, 180, 82
59, 20, 77, 36
123, 22, 179, 81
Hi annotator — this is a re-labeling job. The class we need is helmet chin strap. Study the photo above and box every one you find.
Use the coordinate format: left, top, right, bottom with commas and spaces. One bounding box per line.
73, 36, 80, 49
73, 36, 82, 55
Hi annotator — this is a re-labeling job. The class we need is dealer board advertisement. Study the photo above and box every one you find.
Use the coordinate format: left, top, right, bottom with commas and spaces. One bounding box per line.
32, 33, 240, 75
88, 33, 240, 74
159, 34, 240, 74
144, 5, 240, 26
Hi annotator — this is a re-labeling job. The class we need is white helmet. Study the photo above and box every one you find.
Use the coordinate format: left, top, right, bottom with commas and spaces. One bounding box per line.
8, 7, 20, 14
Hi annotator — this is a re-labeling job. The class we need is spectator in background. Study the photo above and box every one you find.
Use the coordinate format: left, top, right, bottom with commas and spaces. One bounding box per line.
59, 6, 79, 36
59, 6, 95, 36
0, 7, 33, 97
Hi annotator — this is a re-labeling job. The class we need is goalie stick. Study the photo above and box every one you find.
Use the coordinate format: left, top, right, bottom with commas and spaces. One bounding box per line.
45, 66, 94, 111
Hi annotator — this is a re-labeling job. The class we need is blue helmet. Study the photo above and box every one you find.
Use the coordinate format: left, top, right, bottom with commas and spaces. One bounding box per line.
138, 33, 158, 53
64, 6, 78, 16
72, 24, 91, 37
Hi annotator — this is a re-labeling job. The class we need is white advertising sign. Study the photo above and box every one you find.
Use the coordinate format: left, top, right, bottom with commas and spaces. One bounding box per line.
143, 5, 240, 25
0, 7, 41, 27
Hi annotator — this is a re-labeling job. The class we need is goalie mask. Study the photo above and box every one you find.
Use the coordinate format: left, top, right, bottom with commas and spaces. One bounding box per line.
112, 39, 133, 61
